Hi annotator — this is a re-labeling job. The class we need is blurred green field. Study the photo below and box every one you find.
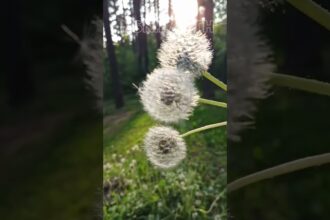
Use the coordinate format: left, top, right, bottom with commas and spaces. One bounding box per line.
103, 94, 227, 219
0, 117, 102, 220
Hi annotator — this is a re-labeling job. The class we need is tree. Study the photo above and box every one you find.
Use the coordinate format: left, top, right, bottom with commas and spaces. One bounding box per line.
197, 0, 216, 98
104, 0, 125, 108
154, 0, 162, 48
167, 0, 175, 30
133, 0, 149, 76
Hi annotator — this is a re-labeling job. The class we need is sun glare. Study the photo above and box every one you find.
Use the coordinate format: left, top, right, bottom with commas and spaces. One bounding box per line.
172, 0, 198, 29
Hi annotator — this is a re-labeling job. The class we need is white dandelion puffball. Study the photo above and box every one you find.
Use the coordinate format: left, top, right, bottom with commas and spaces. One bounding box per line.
158, 27, 213, 78
139, 68, 199, 123
144, 126, 186, 169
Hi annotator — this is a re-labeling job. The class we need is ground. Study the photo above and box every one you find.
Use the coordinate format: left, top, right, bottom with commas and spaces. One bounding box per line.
103, 95, 227, 220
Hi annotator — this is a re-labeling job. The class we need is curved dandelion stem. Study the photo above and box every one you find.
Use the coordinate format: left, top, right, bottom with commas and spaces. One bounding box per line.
286, 0, 330, 31
199, 98, 227, 108
202, 71, 227, 91
227, 152, 330, 192
180, 121, 227, 138
270, 73, 330, 97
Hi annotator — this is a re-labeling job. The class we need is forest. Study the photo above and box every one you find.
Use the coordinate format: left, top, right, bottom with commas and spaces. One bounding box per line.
103, 0, 228, 219
1, 0, 329, 219
104, 0, 330, 219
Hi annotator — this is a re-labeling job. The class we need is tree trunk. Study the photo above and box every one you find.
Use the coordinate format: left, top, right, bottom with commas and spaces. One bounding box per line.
204, 0, 214, 48
103, 0, 124, 109
133, 0, 149, 76
142, 0, 149, 74
167, 0, 175, 30
155, 22, 162, 48
197, 0, 215, 98
154, 0, 162, 48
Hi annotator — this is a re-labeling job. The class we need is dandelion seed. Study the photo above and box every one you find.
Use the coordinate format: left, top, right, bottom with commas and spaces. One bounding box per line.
139, 68, 199, 123
158, 27, 213, 78
178, 173, 185, 180
195, 191, 203, 197
132, 145, 139, 151
129, 161, 136, 169
144, 126, 186, 169
180, 181, 186, 187
103, 163, 112, 170
195, 199, 201, 206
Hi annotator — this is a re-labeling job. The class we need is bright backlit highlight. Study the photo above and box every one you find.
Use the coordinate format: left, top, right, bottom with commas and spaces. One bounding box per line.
172, 0, 198, 28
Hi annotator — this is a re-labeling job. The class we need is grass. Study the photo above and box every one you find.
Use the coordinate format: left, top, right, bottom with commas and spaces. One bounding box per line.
103, 95, 227, 220
0, 119, 102, 220
0, 71, 103, 219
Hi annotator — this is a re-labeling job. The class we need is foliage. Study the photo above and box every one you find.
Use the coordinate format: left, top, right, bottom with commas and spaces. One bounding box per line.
213, 23, 227, 82
104, 34, 159, 99
104, 37, 138, 98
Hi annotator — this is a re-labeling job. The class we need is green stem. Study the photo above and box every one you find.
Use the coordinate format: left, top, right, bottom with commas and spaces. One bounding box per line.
180, 122, 227, 138
202, 71, 227, 91
199, 98, 227, 108
270, 73, 330, 96
286, 0, 330, 31
196, 189, 226, 214
227, 152, 330, 192
206, 189, 226, 213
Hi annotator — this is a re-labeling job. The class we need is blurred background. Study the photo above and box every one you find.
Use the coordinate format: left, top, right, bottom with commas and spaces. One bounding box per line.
0, 0, 102, 219
3, 0, 328, 219
103, 0, 228, 219
228, 1, 330, 220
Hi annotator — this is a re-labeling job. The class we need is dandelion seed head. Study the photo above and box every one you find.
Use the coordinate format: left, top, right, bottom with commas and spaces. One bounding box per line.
139, 68, 199, 123
228, 0, 275, 141
158, 27, 213, 78
144, 126, 186, 169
